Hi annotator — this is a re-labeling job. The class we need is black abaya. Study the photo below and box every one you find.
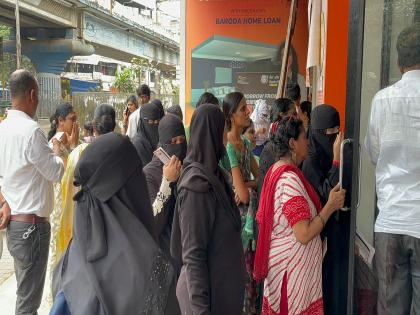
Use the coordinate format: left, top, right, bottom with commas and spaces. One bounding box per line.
143, 114, 187, 265
301, 104, 345, 315
171, 104, 245, 315
52, 133, 177, 315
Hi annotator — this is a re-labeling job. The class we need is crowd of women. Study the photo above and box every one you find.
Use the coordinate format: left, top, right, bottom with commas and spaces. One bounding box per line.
45, 88, 346, 315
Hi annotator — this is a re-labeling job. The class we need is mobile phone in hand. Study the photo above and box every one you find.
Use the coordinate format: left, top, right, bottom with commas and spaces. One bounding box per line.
153, 147, 171, 164
54, 131, 65, 141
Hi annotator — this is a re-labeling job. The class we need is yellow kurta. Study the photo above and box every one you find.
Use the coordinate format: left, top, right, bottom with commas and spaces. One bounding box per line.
57, 143, 88, 259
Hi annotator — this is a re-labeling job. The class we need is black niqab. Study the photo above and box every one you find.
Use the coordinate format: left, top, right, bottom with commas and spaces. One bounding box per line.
158, 114, 187, 161
143, 113, 187, 202
183, 103, 226, 173
166, 105, 183, 121
143, 114, 186, 273
53, 133, 177, 315
132, 102, 162, 165
307, 104, 340, 174
302, 105, 346, 315
152, 99, 165, 118
171, 104, 241, 260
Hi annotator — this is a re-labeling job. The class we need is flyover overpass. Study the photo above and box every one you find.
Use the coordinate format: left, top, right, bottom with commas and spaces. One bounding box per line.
0, 0, 179, 68
0, 0, 179, 115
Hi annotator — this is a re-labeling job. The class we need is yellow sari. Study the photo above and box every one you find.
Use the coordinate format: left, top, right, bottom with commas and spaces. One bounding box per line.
57, 143, 89, 259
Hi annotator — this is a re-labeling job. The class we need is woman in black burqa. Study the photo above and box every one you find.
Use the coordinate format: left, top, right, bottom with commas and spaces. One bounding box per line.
51, 132, 178, 315
171, 104, 246, 315
301, 104, 344, 315
132, 102, 163, 165
143, 113, 187, 265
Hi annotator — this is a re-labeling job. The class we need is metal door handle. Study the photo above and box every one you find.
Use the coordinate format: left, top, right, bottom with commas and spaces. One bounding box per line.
356, 143, 362, 209
339, 138, 353, 211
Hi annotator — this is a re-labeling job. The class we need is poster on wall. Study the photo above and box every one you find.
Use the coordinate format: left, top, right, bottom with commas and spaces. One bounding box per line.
183, 0, 309, 123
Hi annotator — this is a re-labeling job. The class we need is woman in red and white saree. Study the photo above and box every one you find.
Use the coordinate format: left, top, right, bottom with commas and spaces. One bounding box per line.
254, 117, 345, 315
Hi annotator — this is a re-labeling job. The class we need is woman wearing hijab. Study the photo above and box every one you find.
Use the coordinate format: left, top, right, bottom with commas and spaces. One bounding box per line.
301, 104, 343, 315
166, 105, 183, 121
254, 116, 345, 315
132, 102, 163, 165
171, 104, 245, 315
152, 99, 165, 118
51, 133, 178, 315
250, 99, 270, 157
143, 114, 186, 264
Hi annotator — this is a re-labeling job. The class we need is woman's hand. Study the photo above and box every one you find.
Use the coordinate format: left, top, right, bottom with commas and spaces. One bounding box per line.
163, 155, 182, 183
67, 122, 79, 149
333, 132, 343, 162
123, 111, 129, 125
326, 183, 346, 213
0, 201, 11, 230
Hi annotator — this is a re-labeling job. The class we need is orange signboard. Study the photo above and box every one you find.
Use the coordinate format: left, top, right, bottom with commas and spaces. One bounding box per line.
184, 0, 309, 124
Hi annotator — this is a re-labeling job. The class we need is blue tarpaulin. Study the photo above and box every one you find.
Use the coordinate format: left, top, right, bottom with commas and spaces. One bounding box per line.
69, 79, 99, 94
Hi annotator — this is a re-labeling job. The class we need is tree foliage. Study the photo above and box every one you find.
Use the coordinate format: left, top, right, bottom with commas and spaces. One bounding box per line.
112, 67, 135, 93
0, 24, 36, 87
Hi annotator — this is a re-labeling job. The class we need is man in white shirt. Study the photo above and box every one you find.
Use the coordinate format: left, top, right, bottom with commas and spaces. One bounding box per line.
126, 84, 151, 139
0, 70, 65, 315
365, 23, 420, 314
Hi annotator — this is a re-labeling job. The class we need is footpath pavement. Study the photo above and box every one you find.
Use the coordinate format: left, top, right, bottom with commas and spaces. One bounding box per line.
0, 231, 50, 315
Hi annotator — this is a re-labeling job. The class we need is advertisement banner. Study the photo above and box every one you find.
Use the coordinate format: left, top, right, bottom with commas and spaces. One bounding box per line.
183, 0, 309, 123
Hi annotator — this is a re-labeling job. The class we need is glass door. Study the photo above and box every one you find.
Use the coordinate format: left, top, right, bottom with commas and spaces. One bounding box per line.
344, 0, 420, 314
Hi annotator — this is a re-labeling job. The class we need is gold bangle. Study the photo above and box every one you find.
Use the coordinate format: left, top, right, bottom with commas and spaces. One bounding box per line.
317, 214, 326, 228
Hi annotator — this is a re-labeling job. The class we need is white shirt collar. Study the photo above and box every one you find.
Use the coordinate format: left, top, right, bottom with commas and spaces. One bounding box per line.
402, 69, 420, 80
7, 109, 34, 121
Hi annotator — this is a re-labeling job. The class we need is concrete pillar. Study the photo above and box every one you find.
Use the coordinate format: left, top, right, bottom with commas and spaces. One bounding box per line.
4, 28, 95, 118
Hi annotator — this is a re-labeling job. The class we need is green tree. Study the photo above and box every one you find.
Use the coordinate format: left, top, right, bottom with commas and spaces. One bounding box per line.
131, 56, 158, 85
112, 68, 135, 93
1, 24, 36, 95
